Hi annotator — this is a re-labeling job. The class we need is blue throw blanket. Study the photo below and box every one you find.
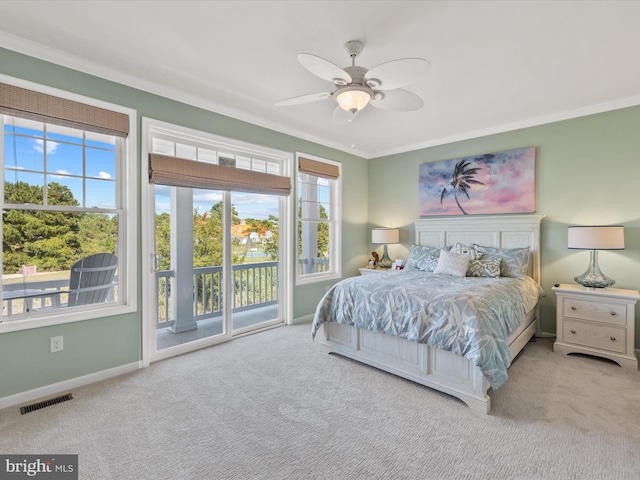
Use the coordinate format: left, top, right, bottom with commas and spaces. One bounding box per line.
312, 270, 542, 388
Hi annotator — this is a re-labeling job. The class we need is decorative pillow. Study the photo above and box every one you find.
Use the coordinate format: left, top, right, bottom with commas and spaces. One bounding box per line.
405, 244, 442, 270
467, 258, 501, 278
450, 242, 484, 260
415, 255, 439, 272
434, 249, 470, 277
473, 244, 530, 277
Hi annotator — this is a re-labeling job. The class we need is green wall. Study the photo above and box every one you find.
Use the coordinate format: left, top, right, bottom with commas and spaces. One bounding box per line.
369, 106, 640, 346
0, 48, 368, 399
2, 44, 639, 401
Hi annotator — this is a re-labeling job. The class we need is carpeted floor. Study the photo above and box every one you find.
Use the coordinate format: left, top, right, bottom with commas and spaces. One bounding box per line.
1, 323, 639, 479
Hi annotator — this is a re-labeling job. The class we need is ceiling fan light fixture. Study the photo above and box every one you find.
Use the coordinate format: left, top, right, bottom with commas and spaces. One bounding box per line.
335, 85, 372, 112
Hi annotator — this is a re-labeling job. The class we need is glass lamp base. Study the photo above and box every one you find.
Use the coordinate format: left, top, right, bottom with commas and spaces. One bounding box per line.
574, 250, 615, 288
378, 244, 393, 269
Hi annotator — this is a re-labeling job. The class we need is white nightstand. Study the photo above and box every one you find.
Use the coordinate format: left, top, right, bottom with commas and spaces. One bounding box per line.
552, 283, 639, 370
358, 267, 394, 275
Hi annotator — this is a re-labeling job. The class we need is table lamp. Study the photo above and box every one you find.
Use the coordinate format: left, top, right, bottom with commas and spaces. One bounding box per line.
372, 228, 400, 269
568, 225, 624, 288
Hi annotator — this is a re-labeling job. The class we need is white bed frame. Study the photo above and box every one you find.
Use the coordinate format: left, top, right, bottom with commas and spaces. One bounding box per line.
318, 214, 545, 414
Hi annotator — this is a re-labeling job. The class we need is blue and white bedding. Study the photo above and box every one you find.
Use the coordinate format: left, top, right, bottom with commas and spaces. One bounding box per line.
312, 270, 542, 388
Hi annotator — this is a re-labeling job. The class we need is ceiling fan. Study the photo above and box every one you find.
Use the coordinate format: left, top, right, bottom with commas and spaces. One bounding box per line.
275, 40, 431, 125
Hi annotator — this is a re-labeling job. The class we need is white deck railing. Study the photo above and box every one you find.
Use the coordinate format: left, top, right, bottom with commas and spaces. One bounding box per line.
155, 261, 278, 328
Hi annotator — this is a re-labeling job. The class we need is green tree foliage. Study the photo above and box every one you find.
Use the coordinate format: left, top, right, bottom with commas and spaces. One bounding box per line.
3, 181, 83, 272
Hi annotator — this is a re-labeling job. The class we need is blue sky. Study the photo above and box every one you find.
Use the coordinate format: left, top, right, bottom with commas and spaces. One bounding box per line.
154, 186, 280, 220
4, 122, 117, 209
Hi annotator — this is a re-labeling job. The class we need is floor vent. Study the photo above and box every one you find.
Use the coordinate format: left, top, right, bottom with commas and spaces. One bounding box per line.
20, 393, 73, 415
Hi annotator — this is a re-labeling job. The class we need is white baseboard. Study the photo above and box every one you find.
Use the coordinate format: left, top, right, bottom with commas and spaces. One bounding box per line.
0, 361, 142, 411
291, 314, 313, 325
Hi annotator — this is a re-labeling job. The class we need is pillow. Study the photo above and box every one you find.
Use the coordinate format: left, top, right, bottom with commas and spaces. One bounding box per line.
450, 242, 484, 260
405, 244, 442, 271
415, 255, 439, 273
467, 258, 501, 278
473, 244, 530, 277
434, 249, 470, 277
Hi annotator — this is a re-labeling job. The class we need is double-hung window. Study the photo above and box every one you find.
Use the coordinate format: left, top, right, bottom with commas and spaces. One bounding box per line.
0, 79, 136, 330
296, 153, 341, 284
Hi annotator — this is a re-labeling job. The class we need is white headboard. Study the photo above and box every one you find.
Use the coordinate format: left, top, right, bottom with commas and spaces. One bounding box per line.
414, 214, 545, 283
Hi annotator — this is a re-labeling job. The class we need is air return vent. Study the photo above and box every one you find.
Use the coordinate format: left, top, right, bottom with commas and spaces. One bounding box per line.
20, 393, 73, 415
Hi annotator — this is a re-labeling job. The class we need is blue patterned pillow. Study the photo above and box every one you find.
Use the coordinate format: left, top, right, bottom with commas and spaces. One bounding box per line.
405, 244, 442, 271
467, 258, 501, 277
473, 245, 530, 277
434, 249, 470, 277
450, 242, 484, 260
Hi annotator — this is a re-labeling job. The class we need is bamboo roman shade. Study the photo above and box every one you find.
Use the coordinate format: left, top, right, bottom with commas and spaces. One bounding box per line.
149, 154, 291, 196
0, 82, 129, 137
298, 157, 339, 180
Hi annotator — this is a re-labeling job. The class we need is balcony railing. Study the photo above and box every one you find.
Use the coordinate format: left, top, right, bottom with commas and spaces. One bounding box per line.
156, 261, 278, 329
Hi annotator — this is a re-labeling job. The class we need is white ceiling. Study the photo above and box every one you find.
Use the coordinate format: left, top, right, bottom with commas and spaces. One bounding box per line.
1, 1, 639, 159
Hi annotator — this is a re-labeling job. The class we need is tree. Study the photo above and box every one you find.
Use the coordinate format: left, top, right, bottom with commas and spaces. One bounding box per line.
3, 181, 82, 272
440, 160, 485, 215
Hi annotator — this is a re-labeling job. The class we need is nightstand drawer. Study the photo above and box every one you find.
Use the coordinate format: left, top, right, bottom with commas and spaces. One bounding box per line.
562, 298, 627, 326
562, 319, 627, 354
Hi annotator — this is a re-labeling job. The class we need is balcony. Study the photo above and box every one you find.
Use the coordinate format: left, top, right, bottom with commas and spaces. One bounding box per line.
155, 261, 279, 349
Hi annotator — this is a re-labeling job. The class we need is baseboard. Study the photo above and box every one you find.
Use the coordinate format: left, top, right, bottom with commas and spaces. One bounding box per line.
291, 314, 313, 325
535, 331, 556, 338
0, 361, 142, 411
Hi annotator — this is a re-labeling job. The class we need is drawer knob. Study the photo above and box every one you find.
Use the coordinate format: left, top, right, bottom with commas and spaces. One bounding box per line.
610, 311, 617, 316
610, 336, 616, 341
570, 329, 576, 334
571, 306, 577, 310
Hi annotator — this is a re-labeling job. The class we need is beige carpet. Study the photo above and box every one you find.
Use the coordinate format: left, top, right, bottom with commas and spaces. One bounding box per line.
1, 323, 639, 479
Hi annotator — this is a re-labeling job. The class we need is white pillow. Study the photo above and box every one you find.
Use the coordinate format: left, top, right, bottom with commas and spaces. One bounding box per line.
434, 249, 470, 277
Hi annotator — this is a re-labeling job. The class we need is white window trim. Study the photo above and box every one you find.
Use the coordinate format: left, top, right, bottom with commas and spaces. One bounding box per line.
0, 74, 137, 333
295, 152, 342, 285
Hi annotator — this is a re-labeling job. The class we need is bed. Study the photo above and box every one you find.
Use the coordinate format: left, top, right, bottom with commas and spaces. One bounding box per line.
312, 214, 545, 414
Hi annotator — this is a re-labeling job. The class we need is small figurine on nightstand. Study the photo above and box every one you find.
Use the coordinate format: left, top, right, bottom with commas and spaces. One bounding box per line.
371, 251, 379, 268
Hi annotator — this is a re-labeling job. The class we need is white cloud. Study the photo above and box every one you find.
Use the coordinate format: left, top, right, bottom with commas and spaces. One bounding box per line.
98, 171, 112, 179
32, 139, 59, 154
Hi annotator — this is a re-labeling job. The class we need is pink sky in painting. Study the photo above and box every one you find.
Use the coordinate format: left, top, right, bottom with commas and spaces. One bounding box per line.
419, 147, 535, 216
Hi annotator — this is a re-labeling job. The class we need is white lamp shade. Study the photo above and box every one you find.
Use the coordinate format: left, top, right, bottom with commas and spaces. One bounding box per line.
372, 228, 400, 244
568, 225, 624, 250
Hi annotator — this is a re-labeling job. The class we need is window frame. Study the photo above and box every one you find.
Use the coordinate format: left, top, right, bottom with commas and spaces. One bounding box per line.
0, 75, 137, 333
295, 152, 342, 285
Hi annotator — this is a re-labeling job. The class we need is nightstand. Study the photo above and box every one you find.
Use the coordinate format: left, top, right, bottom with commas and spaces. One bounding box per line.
358, 267, 393, 275
552, 283, 639, 370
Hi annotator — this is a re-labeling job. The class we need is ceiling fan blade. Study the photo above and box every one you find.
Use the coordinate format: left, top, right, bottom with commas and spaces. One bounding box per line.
298, 53, 352, 85
369, 89, 424, 112
274, 92, 332, 107
332, 106, 359, 125
364, 58, 431, 91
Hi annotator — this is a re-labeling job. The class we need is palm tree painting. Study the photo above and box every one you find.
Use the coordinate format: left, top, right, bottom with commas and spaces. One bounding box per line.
418, 147, 536, 216
439, 159, 485, 215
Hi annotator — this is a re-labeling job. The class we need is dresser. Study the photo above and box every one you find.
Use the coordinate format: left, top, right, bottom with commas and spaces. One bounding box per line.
552, 283, 639, 370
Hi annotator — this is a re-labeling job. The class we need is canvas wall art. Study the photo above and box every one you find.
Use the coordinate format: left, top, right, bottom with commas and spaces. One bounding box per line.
418, 147, 536, 216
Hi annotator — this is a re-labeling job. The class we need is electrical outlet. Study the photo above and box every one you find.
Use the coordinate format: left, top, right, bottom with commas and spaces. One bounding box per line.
50, 335, 63, 353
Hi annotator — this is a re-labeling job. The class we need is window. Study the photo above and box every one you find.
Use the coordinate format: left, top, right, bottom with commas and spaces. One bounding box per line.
0, 79, 136, 331
296, 153, 341, 284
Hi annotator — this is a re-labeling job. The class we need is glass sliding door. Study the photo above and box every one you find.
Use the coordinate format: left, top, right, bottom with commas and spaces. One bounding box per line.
230, 191, 280, 332
153, 187, 283, 353
142, 118, 292, 363
155, 186, 228, 351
